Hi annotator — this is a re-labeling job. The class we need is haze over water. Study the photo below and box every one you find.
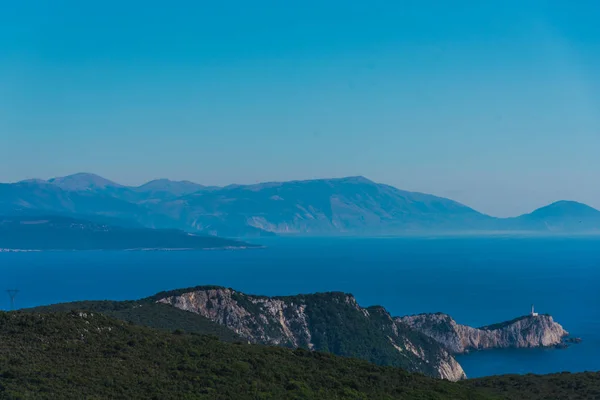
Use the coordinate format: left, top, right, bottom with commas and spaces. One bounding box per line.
1, 236, 599, 378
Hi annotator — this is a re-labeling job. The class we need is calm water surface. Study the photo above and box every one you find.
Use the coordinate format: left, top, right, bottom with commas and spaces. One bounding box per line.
1, 236, 599, 378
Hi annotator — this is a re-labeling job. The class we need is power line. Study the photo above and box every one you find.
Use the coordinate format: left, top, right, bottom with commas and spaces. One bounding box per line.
6, 289, 19, 311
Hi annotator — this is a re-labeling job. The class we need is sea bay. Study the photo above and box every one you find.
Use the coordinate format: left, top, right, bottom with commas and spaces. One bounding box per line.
1, 236, 599, 378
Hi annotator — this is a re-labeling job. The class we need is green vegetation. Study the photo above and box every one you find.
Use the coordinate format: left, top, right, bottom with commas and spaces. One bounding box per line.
0, 311, 490, 400
464, 372, 600, 399
1, 310, 598, 399
30, 289, 450, 377
289, 293, 445, 377
147, 285, 235, 301
29, 300, 241, 342
479, 315, 542, 331
155, 288, 455, 377
400, 313, 456, 335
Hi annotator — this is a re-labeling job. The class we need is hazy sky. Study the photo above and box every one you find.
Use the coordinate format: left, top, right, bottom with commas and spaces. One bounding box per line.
2, 1, 600, 217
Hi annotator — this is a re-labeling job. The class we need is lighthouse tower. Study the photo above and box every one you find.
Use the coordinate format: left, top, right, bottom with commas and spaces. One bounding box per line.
530, 304, 539, 317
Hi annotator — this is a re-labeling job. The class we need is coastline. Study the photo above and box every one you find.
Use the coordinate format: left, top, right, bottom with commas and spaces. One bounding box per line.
0, 246, 265, 252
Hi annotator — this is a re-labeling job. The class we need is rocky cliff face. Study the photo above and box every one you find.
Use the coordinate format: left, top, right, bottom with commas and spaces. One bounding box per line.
158, 288, 313, 348
397, 313, 569, 354
156, 287, 466, 381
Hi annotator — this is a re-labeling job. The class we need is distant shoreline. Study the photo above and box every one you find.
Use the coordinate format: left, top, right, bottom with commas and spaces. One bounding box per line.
0, 249, 42, 253
0, 246, 265, 253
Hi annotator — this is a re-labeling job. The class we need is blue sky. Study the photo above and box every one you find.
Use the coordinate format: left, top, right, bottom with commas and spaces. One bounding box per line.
2, 1, 600, 217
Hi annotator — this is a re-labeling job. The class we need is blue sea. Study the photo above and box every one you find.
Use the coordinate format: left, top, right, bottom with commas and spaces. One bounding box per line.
1, 236, 599, 378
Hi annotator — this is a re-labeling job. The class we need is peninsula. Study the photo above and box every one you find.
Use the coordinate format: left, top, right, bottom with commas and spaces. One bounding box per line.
0, 216, 254, 251
397, 308, 571, 355
28, 285, 573, 382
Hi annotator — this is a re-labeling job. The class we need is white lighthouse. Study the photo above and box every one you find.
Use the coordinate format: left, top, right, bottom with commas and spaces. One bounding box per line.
530, 304, 539, 317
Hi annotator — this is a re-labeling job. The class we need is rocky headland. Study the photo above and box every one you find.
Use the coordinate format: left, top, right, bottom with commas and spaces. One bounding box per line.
397, 312, 570, 354
154, 287, 576, 381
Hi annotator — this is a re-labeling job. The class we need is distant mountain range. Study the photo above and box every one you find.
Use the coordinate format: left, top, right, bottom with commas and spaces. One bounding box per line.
2, 173, 600, 237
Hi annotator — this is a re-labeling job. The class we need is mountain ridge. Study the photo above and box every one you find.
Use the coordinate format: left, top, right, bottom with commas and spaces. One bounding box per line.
3, 173, 600, 236
47, 172, 124, 191
134, 179, 210, 196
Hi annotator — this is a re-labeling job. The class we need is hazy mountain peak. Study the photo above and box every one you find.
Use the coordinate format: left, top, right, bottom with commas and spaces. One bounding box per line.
335, 175, 374, 184
18, 178, 48, 185
510, 200, 600, 232
529, 200, 600, 217
136, 179, 206, 196
229, 176, 376, 191
47, 173, 123, 191
547, 200, 594, 208
139, 178, 200, 187
295, 176, 375, 185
